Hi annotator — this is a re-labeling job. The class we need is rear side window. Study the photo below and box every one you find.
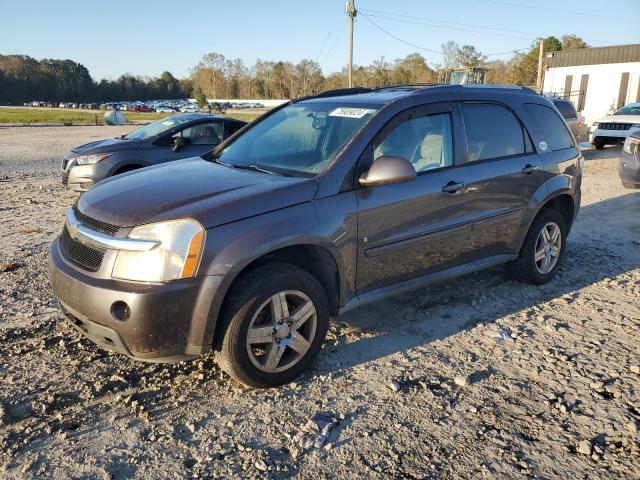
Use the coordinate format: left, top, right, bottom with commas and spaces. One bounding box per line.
461, 103, 526, 162
552, 100, 577, 120
524, 103, 575, 151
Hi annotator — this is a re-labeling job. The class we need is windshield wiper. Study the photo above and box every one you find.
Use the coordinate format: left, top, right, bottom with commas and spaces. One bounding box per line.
217, 161, 280, 175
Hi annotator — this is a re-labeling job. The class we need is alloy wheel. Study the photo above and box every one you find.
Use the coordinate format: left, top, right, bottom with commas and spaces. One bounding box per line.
245, 290, 317, 374
534, 221, 562, 275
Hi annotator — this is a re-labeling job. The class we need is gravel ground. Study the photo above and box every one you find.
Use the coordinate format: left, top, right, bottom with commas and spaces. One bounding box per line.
0, 125, 639, 479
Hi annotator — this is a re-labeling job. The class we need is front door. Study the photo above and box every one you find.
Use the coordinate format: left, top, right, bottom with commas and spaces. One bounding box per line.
355, 102, 473, 294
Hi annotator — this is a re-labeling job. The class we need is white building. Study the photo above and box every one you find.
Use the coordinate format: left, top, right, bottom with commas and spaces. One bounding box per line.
543, 44, 640, 127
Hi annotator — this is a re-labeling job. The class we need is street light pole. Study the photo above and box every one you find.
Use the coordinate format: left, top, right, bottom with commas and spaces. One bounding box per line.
346, 0, 356, 88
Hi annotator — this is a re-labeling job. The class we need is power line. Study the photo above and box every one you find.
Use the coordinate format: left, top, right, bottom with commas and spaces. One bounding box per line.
320, 20, 348, 67
314, 31, 332, 63
359, 6, 623, 49
479, 0, 640, 23
363, 11, 533, 41
360, 13, 445, 55
359, 7, 543, 38
360, 13, 529, 58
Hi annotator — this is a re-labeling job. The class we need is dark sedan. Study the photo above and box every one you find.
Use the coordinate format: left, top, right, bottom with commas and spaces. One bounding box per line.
620, 128, 640, 189
61, 113, 247, 191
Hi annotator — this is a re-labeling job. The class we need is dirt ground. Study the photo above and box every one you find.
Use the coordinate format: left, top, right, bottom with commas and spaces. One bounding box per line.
0, 125, 638, 479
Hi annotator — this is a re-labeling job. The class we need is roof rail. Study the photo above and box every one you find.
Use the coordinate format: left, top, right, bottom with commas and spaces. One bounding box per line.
410, 84, 538, 95
301, 87, 372, 100
372, 83, 445, 91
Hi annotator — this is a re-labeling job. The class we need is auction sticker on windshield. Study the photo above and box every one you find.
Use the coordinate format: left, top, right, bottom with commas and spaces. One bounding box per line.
329, 107, 375, 118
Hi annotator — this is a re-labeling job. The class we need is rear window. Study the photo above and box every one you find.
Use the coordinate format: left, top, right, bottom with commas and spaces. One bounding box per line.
552, 100, 577, 120
524, 103, 575, 151
461, 103, 526, 162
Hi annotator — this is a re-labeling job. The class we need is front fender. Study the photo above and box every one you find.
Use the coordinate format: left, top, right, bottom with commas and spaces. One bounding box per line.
197, 192, 358, 345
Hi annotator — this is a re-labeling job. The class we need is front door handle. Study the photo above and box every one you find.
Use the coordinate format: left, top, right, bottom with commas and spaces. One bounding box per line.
521, 164, 540, 175
442, 181, 466, 193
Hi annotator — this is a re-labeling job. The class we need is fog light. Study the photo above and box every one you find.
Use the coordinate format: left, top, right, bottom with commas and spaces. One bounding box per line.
111, 301, 131, 322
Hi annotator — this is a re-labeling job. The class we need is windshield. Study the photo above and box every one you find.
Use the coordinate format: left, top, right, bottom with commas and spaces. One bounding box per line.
125, 116, 193, 140
214, 101, 380, 177
614, 105, 640, 116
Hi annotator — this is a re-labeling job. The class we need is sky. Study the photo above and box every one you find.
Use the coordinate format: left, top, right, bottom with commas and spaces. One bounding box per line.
0, 0, 637, 80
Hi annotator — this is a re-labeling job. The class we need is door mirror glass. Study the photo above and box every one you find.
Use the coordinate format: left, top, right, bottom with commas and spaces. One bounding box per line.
359, 156, 416, 187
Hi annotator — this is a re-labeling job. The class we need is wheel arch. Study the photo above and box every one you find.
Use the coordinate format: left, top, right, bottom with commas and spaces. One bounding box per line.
204, 242, 344, 347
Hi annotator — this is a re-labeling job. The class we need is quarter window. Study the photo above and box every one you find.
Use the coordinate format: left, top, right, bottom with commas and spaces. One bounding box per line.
523, 103, 574, 151
374, 113, 453, 174
461, 103, 526, 162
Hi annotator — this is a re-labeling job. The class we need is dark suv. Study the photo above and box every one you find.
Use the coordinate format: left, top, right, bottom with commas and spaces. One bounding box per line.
49, 85, 582, 387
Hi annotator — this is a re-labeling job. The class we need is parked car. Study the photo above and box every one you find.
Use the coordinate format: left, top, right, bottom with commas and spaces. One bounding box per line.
551, 98, 581, 140
155, 105, 177, 113
180, 104, 199, 113
49, 85, 582, 387
60, 113, 246, 191
590, 103, 640, 149
620, 128, 640, 188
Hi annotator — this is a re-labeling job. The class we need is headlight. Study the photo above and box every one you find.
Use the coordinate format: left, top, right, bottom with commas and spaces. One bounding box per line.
112, 219, 205, 282
623, 136, 640, 155
74, 153, 112, 165
591, 122, 600, 129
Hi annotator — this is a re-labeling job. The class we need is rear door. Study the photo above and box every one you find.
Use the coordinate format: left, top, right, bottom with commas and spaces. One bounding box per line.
455, 101, 545, 259
355, 102, 472, 293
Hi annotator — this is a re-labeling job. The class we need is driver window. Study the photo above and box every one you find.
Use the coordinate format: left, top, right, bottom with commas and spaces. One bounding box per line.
374, 113, 453, 174
179, 122, 223, 145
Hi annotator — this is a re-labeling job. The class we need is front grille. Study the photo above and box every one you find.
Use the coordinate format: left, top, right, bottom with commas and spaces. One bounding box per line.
61, 172, 69, 186
599, 122, 632, 131
72, 205, 120, 235
60, 225, 105, 272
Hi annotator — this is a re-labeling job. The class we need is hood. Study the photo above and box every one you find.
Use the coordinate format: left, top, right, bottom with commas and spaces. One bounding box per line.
77, 157, 319, 229
70, 137, 143, 155
595, 114, 640, 125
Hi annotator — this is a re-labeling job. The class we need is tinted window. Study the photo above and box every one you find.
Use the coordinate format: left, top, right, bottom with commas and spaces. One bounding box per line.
374, 113, 453, 173
524, 103, 574, 151
461, 103, 525, 161
180, 122, 223, 145
553, 100, 577, 120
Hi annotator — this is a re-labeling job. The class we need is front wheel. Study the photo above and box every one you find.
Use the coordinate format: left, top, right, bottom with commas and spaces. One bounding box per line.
214, 263, 329, 388
593, 139, 605, 150
509, 209, 567, 285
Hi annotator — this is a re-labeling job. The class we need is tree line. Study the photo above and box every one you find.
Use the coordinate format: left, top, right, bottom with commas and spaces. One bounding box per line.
0, 34, 588, 104
0, 55, 193, 104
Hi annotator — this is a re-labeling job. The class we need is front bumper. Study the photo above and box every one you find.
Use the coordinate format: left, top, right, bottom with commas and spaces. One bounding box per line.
60, 156, 112, 192
48, 237, 223, 362
589, 128, 629, 145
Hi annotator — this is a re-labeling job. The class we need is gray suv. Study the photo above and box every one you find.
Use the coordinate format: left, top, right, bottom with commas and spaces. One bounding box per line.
49, 85, 582, 387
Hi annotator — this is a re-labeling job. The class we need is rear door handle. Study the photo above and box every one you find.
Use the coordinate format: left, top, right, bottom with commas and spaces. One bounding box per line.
521, 164, 540, 175
442, 181, 466, 193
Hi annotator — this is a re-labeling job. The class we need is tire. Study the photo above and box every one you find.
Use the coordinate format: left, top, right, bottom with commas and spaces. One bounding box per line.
509, 209, 567, 285
214, 262, 330, 388
593, 139, 605, 150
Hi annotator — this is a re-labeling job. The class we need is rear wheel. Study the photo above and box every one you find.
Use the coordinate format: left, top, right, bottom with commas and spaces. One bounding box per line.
214, 263, 329, 388
509, 209, 567, 285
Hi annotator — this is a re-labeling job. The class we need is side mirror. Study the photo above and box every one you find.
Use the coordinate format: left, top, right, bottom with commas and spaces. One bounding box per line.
359, 156, 416, 187
172, 136, 187, 151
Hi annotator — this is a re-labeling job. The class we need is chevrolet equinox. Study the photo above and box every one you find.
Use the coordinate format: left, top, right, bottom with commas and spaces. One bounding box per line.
49, 85, 582, 387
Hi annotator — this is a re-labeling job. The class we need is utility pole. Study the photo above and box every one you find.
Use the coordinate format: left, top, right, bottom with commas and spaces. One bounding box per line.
346, 0, 356, 88
536, 38, 544, 93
